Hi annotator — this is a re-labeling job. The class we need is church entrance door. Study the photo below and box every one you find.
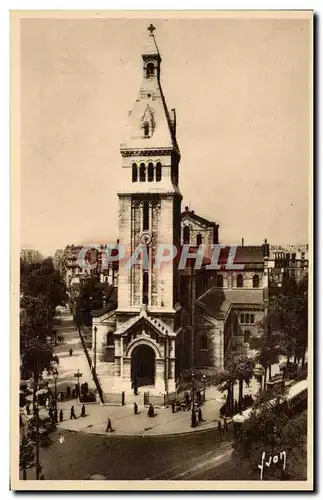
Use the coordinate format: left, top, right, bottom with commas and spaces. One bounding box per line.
131, 344, 155, 387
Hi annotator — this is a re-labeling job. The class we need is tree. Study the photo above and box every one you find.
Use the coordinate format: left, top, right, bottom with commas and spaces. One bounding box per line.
19, 431, 35, 480
214, 355, 255, 415
253, 273, 308, 382
233, 385, 307, 480
53, 249, 66, 281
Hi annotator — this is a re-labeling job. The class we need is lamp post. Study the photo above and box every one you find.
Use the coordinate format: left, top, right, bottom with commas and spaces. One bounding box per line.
53, 368, 58, 412
191, 370, 196, 402
74, 369, 82, 401
93, 326, 97, 375
254, 364, 265, 392
201, 374, 207, 401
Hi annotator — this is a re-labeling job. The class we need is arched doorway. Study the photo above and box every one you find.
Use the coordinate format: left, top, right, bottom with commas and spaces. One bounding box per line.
131, 344, 155, 387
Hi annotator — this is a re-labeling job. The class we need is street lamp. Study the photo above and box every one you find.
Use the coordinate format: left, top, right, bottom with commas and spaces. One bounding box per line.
191, 370, 196, 402
201, 374, 207, 401
254, 363, 265, 391
93, 326, 97, 375
74, 369, 82, 401
53, 368, 58, 412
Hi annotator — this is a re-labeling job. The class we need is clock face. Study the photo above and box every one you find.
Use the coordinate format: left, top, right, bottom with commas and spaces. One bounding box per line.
140, 231, 152, 245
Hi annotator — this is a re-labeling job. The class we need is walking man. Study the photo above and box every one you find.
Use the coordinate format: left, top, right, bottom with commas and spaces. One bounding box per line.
217, 420, 222, 434
106, 418, 113, 432
171, 401, 175, 414
134, 402, 138, 415
69, 348, 73, 357
81, 404, 86, 417
70, 405, 77, 420
59, 409, 64, 422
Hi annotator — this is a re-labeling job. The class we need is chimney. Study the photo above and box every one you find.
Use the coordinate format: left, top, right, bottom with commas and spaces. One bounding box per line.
242, 238, 244, 247
171, 108, 176, 136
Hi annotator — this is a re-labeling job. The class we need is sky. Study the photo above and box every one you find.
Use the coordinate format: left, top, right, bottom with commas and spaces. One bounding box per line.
19, 14, 311, 256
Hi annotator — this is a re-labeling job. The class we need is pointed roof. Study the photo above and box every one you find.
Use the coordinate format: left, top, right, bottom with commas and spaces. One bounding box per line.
120, 27, 179, 155
142, 32, 161, 58
114, 313, 176, 337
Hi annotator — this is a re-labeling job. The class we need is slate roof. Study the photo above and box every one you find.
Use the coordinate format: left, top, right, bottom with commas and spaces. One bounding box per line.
113, 312, 174, 337
181, 209, 217, 228
197, 287, 264, 319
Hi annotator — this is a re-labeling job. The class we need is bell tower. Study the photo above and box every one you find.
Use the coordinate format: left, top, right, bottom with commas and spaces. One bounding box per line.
117, 24, 182, 317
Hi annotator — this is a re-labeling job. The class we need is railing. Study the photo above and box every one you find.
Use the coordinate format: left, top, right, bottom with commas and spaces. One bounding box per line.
102, 392, 125, 406
77, 327, 105, 404
143, 391, 177, 407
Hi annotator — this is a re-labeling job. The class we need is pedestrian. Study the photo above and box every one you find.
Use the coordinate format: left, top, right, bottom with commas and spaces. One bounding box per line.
106, 418, 113, 432
134, 402, 138, 415
148, 404, 155, 417
198, 407, 203, 423
191, 409, 197, 428
59, 409, 64, 422
81, 404, 86, 417
217, 420, 222, 434
224, 416, 228, 432
171, 402, 175, 414
234, 400, 238, 415
70, 405, 77, 420
54, 409, 58, 423
69, 348, 73, 357
66, 385, 71, 399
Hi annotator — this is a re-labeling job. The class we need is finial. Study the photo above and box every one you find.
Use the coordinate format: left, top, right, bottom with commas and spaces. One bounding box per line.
148, 23, 156, 35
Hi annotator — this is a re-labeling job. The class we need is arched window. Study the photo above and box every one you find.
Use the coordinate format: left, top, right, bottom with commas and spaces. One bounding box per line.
132, 163, 138, 182
143, 122, 149, 137
200, 334, 208, 350
107, 332, 114, 346
217, 274, 223, 288
245, 313, 250, 324
143, 271, 149, 305
237, 274, 244, 288
139, 163, 146, 182
183, 226, 190, 244
196, 233, 202, 246
244, 330, 251, 344
148, 162, 154, 182
240, 313, 245, 324
250, 314, 255, 324
156, 162, 162, 182
143, 202, 149, 231
146, 62, 155, 78
253, 274, 260, 288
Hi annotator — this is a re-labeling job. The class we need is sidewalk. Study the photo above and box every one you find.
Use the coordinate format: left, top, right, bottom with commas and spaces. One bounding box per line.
42, 308, 96, 397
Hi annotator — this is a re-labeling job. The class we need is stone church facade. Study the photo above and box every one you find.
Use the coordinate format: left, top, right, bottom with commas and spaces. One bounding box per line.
90, 27, 268, 395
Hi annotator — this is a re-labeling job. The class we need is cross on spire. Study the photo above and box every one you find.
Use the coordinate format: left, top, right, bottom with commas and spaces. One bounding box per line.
148, 23, 156, 35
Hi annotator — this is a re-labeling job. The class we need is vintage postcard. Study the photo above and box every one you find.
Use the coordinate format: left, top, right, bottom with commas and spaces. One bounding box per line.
11, 10, 313, 491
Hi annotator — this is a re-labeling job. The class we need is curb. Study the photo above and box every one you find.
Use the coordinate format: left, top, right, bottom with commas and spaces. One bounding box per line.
57, 420, 233, 439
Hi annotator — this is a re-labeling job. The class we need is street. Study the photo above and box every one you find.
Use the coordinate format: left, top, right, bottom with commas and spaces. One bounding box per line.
26, 427, 237, 480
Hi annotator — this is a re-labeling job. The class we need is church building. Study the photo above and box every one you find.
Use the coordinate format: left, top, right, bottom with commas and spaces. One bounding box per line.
89, 26, 268, 397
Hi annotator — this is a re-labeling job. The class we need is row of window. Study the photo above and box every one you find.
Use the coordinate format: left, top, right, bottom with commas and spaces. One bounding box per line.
241, 313, 255, 324
132, 162, 162, 183
213, 274, 260, 288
